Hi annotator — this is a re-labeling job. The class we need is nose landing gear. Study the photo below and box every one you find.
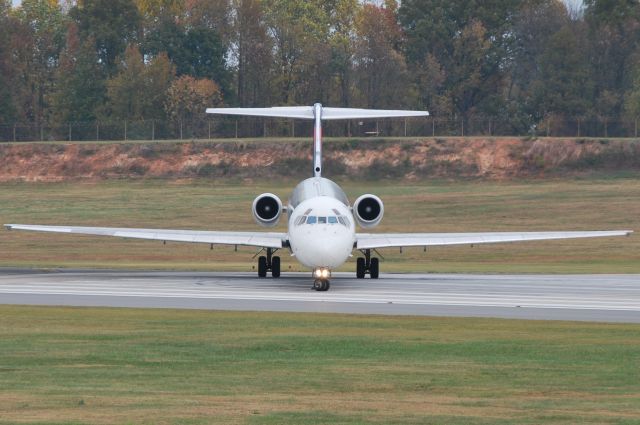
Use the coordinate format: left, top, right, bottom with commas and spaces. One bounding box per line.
356, 249, 379, 279
257, 248, 280, 278
313, 279, 330, 291
312, 268, 331, 291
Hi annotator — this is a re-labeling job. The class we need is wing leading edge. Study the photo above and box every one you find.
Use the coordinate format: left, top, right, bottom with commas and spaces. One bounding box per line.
4, 224, 286, 249
356, 230, 632, 250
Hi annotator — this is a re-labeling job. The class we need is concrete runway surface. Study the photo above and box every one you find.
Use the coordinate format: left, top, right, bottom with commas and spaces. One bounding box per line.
0, 269, 639, 323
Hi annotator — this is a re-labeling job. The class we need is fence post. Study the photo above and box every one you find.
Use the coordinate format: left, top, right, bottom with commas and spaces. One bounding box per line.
124, 120, 127, 140
635, 118, 638, 138
432, 118, 435, 137
40, 125, 44, 142
263, 120, 267, 137
404, 118, 407, 137
179, 120, 183, 140
461, 119, 464, 137
96, 122, 99, 141
604, 117, 608, 138
13, 124, 16, 142
152, 120, 155, 141
546, 120, 550, 137
69, 123, 72, 141
291, 120, 294, 137
235, 120, 238, 138
577, 118, 580, 137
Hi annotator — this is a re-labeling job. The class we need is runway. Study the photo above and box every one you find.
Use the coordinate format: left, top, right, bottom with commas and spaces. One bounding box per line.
0, 269, 639, 323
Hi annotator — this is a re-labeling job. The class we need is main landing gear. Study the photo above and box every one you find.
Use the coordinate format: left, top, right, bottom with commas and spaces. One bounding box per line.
257, 248, 280, 278
356, 249, 379, 279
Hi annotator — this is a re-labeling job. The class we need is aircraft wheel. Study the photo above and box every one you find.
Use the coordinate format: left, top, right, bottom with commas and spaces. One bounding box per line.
356, 257, 366, 279
313, 279, 330, 291
258, 256, 267, 277
272, 256, 281, 278
370, 258, 379, 279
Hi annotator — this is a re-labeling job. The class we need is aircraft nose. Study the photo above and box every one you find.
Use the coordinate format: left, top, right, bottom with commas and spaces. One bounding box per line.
292, 225, 353, 269
293, 227, 353, 269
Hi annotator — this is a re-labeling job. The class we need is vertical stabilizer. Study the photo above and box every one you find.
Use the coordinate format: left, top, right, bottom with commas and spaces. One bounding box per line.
313, 103, 322, 177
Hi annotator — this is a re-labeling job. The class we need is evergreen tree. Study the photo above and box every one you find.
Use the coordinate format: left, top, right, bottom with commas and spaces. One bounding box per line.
51, 24, 106, 124
70, 0, 141, 76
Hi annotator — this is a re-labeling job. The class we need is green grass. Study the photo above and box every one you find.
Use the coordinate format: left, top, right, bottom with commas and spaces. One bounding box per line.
0, 306, 639, 424
0, 178, 637, 273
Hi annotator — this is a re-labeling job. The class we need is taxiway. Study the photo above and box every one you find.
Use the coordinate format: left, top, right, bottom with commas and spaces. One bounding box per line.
1, 269, 639, 322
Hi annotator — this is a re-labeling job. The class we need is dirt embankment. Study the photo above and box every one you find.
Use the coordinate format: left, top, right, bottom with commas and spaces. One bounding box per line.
0, 137, 638, 182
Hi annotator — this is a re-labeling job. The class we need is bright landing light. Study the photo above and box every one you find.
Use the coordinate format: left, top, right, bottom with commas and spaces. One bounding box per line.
314, 268, 331, 279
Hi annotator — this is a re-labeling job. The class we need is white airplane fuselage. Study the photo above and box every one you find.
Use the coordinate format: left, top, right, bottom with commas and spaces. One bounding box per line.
286, 177, 355, 271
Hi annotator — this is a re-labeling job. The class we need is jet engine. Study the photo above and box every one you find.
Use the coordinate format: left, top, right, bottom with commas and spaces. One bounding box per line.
252, 193, 283, 227
353, 194, 384, 228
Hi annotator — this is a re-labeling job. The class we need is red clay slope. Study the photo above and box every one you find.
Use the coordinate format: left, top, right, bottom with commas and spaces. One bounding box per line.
0, 137, 638, 182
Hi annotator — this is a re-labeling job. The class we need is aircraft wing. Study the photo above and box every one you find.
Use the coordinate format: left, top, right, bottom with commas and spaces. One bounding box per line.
356, 230, 632, 250
5, 224, 286, 249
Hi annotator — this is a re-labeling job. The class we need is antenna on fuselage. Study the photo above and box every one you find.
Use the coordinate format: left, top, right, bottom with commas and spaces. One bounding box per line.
206, 104, 429, 178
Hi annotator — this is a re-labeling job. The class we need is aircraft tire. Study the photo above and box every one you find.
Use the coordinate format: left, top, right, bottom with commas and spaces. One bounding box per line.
313, 279, 330, 291
370, 258, 379, 279
356, 257, 366, 278
258, 256, 267, 277
272, 256, 281, 278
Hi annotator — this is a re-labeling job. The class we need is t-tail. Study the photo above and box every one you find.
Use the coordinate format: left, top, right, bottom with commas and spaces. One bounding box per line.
206, 104, 429, 177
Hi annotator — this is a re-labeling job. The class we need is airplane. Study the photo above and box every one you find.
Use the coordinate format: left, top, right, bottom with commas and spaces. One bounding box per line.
5, 103, 633, 291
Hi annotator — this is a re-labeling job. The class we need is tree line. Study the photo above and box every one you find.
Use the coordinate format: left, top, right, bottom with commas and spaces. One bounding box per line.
0, 0, 639, 137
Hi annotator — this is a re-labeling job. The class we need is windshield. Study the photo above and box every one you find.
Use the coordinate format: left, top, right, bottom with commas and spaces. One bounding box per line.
296, 215, 348, 227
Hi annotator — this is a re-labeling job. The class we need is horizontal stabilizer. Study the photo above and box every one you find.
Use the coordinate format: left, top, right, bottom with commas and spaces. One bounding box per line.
206, 106, 314, 119
322, 107, 429, 120
206, 105, 429, 120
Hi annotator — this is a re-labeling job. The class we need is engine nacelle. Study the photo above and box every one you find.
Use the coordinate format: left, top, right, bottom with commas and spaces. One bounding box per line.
353, 194, 384, 228
252, 193, 283, 227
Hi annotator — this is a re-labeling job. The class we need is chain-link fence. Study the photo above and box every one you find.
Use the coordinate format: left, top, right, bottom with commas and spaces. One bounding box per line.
1, 116, 639, 142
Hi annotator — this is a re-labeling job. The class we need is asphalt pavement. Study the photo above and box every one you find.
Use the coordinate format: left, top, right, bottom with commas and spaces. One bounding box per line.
0, 269, 639, 322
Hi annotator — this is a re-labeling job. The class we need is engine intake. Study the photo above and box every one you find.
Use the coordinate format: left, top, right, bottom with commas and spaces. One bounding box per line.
353, 194, 384, 228
252, 193, 283, 227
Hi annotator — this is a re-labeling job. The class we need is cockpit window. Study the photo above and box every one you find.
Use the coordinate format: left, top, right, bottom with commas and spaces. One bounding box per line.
297, 215, 349, 226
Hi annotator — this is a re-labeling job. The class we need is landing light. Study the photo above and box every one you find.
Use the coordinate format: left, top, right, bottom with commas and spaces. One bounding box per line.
314, 268, 331, 279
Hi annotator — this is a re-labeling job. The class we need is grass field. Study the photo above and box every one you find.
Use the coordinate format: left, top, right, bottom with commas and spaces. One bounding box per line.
0, 178, 638, 424
0, 306, 639, 424
0, 177, 637, 273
